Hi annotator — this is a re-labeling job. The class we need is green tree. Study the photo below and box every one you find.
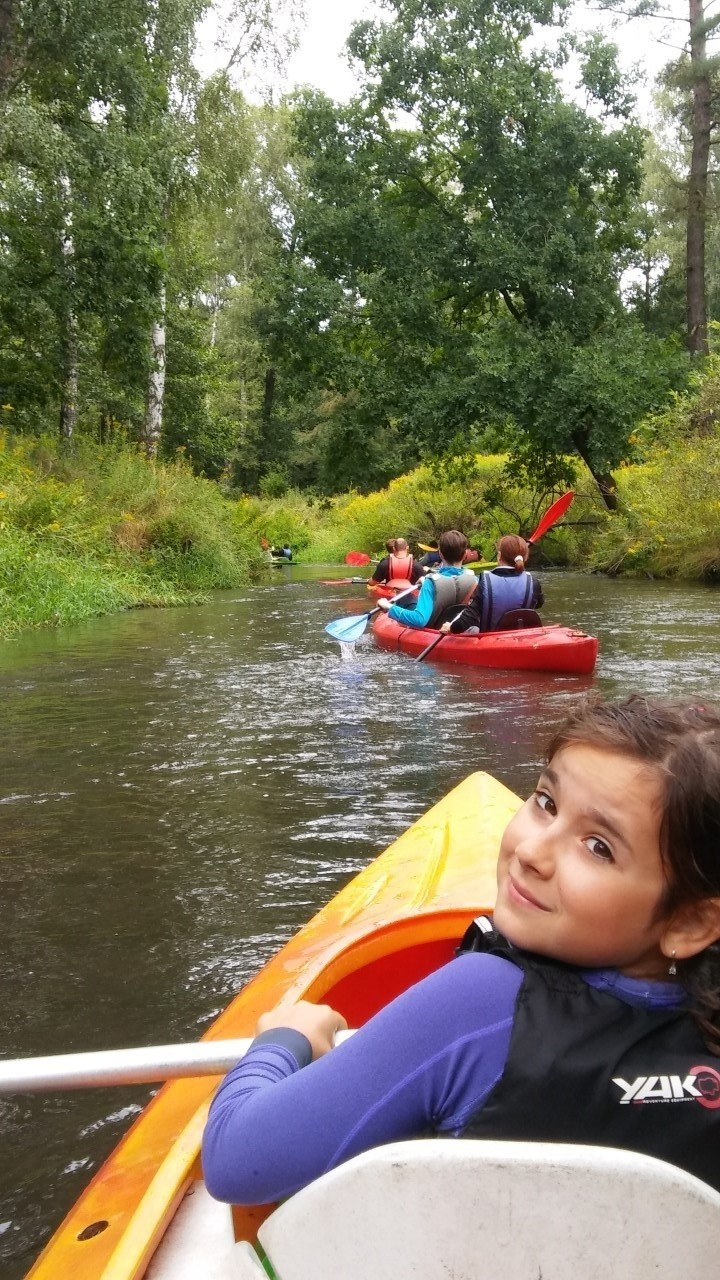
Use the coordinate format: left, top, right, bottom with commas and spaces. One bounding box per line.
261, 1, 686, 503
0, 0, 199, 439
593, 0, 720, 356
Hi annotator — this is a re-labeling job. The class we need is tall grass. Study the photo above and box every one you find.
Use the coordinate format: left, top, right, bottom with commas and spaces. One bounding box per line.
5, 354, 720, 642
0, 434, 264, 637
586, 353, 720, 580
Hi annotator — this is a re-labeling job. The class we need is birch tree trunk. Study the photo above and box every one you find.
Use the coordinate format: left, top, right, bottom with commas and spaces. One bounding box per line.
686, 0, 711, 357
143, 282, 166, 458
59, 175, 78, 441
209, 276, 221, 349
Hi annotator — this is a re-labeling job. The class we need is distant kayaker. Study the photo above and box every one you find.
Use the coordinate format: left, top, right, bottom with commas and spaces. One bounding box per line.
370, 538, 422, 589
270, 544, 293, 561
375, 530, 477, 628
203, 695, 720, 1203
439, 534, 543, 635
417, 541, 441, 570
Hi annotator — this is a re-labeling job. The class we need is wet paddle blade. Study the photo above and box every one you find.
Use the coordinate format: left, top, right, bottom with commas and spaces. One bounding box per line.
325, 585, 416, 646
345, 551, 371, 566
325, 613, 371, 643
528, 492, 575, 544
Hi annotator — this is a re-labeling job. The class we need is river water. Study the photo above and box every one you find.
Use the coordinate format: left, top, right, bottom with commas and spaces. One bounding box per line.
2, 566, 720, 1276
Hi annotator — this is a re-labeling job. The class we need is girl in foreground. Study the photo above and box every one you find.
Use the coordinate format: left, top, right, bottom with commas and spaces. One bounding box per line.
203, 696, 720, 1203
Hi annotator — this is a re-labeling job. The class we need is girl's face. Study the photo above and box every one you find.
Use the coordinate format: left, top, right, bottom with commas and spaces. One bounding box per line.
494, 743, 672, 979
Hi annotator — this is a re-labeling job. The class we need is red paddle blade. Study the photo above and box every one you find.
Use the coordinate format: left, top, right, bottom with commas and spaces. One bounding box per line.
527, 492, 575, 544
345, 551, 371, 566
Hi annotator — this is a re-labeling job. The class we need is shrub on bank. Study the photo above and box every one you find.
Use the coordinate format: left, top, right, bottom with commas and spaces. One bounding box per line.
586, 441, 720, 579
586, 353, 720, 580
0, 434, 264, 636
235, 457, 603, 566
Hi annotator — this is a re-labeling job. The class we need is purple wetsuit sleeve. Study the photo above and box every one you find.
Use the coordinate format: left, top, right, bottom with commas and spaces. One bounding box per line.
202, 952, 522, 1204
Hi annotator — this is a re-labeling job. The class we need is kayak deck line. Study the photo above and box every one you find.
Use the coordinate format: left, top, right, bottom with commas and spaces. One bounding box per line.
27, 772, 517, 1280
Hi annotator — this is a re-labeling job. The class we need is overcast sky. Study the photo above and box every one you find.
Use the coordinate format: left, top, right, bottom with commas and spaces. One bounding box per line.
199, 0, 695, 120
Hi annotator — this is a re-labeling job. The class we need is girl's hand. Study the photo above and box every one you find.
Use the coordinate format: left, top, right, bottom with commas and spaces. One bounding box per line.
256, 1000, 348, 1060
439, 621, 452, 634
377, 598, 390, 611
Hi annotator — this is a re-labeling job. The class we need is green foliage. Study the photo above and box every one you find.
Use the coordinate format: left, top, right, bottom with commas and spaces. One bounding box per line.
249, 1, 690, 499
233, 488, 314, 553
0, 433, 264, 635
586, 351, 720, 578
0, 0, 709, 505
237, 456, 604, 567
259, 467, 290, 498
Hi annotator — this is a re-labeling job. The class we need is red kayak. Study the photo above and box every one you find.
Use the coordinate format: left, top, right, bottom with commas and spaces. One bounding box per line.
367, 580, 419, 600
372, 612, 598, 674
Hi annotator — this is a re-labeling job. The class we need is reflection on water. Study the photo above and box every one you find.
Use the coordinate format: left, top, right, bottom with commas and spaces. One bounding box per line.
1, 568, 720, 1275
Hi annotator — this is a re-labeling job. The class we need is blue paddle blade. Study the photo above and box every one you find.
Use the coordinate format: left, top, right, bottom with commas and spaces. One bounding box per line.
325, 612, 372, 643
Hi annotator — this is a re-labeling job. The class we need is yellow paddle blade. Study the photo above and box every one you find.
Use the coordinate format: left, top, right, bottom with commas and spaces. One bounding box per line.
417, 543, 438, 553
464, 560, 497, 571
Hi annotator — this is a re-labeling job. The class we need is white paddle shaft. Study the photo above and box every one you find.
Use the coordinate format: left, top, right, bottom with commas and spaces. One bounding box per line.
0, 1030, 355, 1093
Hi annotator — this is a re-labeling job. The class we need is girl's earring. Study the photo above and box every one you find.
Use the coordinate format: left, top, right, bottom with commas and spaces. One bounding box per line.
668, 950, 677, 978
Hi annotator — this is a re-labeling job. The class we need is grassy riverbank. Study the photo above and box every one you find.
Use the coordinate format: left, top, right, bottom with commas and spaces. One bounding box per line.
0, 434, 264, 638
3, 355, 720, 638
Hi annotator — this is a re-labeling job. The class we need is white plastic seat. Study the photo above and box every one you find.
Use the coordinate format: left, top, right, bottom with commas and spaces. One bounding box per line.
234, 1138, 720, 1280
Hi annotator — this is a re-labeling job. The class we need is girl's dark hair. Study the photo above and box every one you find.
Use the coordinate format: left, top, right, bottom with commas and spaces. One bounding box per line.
498, 535, 529, 569
385, 539, 396, 554
549, 694, 720, 1052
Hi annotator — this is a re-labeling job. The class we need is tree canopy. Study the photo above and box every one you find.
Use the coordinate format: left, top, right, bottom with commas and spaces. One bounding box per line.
1, 0, 718, 502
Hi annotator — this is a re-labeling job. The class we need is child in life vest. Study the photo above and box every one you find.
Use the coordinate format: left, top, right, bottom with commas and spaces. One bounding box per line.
370, 537, 421, 588
202, 695, 720, 1204
376, 529, 476, 628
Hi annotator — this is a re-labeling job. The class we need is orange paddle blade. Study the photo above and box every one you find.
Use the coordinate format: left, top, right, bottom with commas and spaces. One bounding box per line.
345, 551, 371, 566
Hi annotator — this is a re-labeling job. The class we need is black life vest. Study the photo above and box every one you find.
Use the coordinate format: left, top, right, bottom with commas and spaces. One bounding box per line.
458, 917, 720, 1192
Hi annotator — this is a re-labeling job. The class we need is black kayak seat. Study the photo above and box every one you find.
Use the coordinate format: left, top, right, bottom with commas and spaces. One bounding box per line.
496, 608, 543, 631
